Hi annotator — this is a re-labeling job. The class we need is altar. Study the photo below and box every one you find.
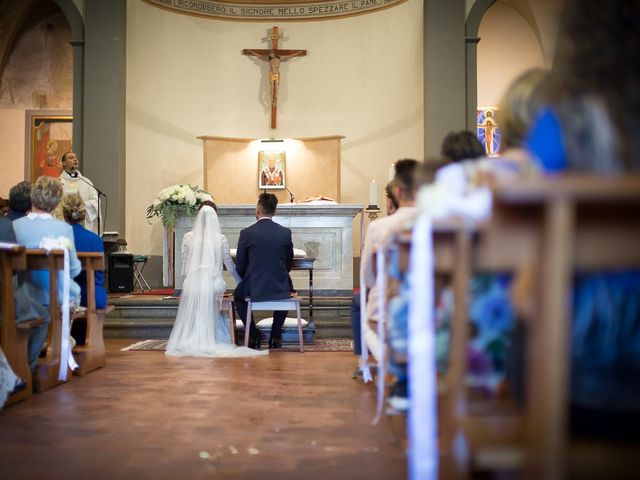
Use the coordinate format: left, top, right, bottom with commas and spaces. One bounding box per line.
173, 204, 363, 293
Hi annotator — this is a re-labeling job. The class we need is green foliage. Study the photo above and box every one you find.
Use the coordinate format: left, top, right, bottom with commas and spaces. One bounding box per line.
146, 184, 213, 227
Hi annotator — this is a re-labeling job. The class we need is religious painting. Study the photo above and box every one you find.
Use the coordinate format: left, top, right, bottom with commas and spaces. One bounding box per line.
28, 112, 73, 181
258, 151, 286, 189
476, 108, 501, 157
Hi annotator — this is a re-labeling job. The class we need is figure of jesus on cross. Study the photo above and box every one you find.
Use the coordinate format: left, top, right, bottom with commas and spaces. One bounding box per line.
242, 26, 307, 129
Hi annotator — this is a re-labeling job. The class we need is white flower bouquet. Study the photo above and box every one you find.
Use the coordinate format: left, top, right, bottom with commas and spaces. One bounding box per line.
146, 184, 213, 227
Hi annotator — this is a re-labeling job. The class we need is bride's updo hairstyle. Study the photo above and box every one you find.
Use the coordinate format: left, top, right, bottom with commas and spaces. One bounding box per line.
199, 200, 217, 212
61, 192, 87, 224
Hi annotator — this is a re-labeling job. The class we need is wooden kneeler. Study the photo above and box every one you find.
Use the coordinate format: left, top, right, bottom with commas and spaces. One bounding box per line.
24, 249, 68, 393
73, 252, 111, 376
0, 245, 45, 406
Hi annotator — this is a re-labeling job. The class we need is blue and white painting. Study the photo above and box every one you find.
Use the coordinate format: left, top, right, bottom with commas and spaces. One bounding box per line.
477, 108, 501, 157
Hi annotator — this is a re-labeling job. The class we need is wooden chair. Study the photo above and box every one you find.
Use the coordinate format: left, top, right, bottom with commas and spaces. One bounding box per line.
221, 294, 236, 344
24, 248, 67, 393
244, 295, 304, 352
73, 252, 112, 376
0, 244, 45, 405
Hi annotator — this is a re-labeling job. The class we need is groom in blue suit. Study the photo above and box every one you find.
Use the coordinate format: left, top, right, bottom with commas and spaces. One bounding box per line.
234, 193, 294, 349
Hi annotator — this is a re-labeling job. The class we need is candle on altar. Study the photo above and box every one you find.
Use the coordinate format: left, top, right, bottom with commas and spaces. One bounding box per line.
369, 179, 378, 207
388, 163, 395, 181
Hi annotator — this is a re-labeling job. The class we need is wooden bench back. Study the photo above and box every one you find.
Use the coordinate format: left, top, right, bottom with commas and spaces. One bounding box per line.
396, 174, 640, 477
0, 245, 31, 404
0, 245, 26, 349
76, 252, 105, 341
24, 249, 65, 391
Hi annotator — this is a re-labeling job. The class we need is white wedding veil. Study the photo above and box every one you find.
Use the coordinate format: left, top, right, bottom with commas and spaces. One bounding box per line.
166, 206, 267, 357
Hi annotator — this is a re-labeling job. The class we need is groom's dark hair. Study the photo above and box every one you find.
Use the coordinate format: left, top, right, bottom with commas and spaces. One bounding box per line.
257, 192, 278, 216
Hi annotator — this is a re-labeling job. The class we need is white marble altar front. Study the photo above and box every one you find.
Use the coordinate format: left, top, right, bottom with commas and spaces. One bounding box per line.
174, 204, 363, 292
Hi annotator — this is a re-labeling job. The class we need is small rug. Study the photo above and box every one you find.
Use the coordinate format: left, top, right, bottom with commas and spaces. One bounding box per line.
137, 288, 176, 296
121, 338, 353, 352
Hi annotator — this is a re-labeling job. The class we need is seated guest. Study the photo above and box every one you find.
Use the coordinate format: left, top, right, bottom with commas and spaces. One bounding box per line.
0, 217, 50, 369
0, 347, 25, 409
356, 160, 421, 395
525, 0, 640, 439
350, 180, 399, 371
384, 180, 399, 216
13, 176, 82, 309
441, 130, 485, 163
496, 68, 548, 178
6, 181, 31, 221
61, 193, 106, 309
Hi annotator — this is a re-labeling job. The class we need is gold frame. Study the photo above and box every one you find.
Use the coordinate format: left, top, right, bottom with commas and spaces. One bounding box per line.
26, 111, 73, 182
258, 150, 286, 190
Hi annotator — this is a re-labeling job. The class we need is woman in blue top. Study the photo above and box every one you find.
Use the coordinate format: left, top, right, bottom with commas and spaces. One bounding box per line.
526, 0, 640, 440
62, 193, 107, 309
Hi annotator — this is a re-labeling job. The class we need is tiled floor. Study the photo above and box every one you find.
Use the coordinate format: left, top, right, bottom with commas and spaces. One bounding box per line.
0, 339, 407, 479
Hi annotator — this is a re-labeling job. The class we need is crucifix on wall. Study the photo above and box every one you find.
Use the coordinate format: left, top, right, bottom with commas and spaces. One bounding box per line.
242, 26, 307, 129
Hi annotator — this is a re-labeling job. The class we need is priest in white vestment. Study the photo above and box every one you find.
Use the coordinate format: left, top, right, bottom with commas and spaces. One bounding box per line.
58, 151, 100, 233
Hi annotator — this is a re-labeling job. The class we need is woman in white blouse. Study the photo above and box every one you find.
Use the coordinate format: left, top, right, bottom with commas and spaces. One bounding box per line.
167, 201, 266, 357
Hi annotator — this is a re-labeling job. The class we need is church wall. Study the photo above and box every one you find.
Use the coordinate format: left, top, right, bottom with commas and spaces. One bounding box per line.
0, 11, 73, 197
0, 109, 26, 197
125, 0, 425, 258
477, 2, 549, 107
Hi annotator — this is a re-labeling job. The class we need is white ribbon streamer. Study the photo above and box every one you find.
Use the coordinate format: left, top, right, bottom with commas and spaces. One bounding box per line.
359, 268, 373, 383
408, 215, 438, 480
39, 237, 78, 381
407, 177, 492, 480
372, 247, 388, 424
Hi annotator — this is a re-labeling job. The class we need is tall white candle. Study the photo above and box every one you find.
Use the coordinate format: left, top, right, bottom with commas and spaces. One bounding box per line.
369, 179, 378, 207
389, 163, 395, 181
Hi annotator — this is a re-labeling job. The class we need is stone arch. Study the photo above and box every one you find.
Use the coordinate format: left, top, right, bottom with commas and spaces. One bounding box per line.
465, 0, 496, 130
465, 0, 546, 130
54, 0, 85, 157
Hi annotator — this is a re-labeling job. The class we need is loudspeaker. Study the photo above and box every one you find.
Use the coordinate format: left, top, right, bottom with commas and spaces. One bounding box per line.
109, 253, 134, 293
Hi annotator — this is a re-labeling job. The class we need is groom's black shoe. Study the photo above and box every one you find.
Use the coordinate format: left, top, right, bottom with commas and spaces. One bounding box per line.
268, 337, 282, 349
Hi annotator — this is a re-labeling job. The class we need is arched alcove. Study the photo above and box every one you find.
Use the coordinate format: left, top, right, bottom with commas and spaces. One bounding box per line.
477, 2, 545, 108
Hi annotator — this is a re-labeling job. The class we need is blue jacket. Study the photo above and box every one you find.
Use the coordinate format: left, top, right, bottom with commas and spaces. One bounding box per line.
71, 223, 107, 309
235, 218, 293, 302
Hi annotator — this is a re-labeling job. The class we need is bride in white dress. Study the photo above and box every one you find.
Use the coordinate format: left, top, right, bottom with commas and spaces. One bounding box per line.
166, 202, 267, 357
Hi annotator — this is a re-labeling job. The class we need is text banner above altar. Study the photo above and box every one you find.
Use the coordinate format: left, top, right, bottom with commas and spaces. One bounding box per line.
144, 0, 407, 21
173, 204, 363, 293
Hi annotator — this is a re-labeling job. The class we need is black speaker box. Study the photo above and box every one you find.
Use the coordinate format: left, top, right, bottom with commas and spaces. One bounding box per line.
109, 253, 134, 293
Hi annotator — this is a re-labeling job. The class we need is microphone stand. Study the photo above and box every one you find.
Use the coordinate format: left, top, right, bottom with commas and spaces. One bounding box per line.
284, 185, 295, 204
75, 173, 107, 236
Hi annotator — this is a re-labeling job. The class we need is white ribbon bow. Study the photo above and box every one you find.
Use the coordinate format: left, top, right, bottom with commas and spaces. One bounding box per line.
39, 236, 78, 381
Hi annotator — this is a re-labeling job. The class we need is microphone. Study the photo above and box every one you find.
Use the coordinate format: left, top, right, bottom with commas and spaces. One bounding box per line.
284, 185, 295, 203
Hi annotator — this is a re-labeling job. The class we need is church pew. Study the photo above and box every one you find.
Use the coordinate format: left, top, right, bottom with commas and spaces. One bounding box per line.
0, 244, 45, 406
401, 174, 640, 478
24, 249, 68, 393
72, 252, 110, 376
493, 174, 640, 478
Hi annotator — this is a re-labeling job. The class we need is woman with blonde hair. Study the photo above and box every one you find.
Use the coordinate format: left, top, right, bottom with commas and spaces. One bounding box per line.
62, 193, 107, 310
13, 176, 82, 308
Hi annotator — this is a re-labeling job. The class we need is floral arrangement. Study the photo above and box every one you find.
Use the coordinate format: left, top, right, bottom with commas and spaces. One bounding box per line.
146, 184, 213, 227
